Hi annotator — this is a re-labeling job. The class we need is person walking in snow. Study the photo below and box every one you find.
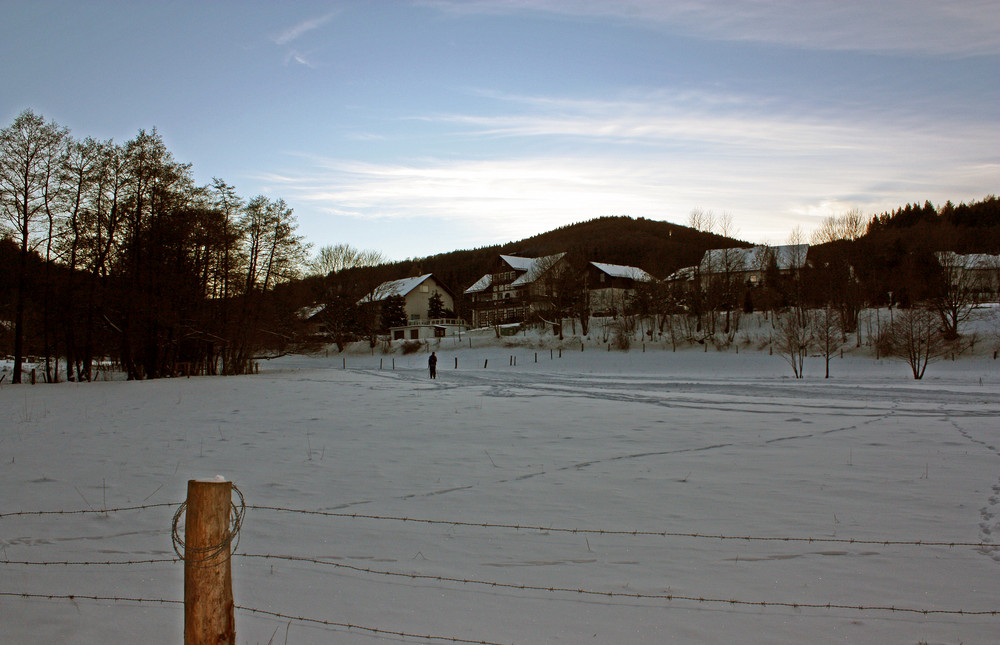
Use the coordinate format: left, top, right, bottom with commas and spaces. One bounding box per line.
428, 351, 438, 379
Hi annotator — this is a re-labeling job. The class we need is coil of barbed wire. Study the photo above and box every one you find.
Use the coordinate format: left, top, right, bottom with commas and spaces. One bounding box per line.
171, 484, 245, 565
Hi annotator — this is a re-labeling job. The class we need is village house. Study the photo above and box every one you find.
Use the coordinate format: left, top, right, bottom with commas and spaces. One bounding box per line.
935, 251, 1000, 301
585, 261, 655, 316
696, 244, 810, 288
358, 274, 466, 340
464, 253, 569, 329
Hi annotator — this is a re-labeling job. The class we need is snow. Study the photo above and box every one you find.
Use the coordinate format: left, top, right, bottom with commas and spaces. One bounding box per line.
590, 261, 654, 281
464, 273, 492, 294
359, 274, 435, 303
2, 331, 999, 644
700, 244, 810, 272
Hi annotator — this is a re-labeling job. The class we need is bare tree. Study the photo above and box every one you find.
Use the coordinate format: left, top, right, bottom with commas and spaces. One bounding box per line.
55, 135, 103, 380
716, 212, 742, 336
308, 243, 385, 276
224, 195, 307, 373
883, 307, 947, 380
524, 253, 571, 338
355, 279, 399, 348
811, 207, 869, 245
812, 302, 841, 378
931, 251, 990, 340
0, 109, 68, 383
774, 309, 812, 378
786, 226, 809, 322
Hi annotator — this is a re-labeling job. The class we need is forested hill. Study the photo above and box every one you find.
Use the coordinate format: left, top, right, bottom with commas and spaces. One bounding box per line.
331, 196, 1000, 305
342, 216, 746, 297
863, 195, 1000, 252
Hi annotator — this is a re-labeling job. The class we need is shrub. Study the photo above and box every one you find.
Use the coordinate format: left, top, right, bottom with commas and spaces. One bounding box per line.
401, 340, 424, 354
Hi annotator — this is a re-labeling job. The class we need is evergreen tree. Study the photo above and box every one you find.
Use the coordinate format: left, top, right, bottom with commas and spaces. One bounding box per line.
381, 294, 408, 330
427, 292, 446, 319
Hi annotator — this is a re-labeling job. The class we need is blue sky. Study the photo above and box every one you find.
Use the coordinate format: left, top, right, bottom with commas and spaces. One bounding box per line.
3, 1, 998, 261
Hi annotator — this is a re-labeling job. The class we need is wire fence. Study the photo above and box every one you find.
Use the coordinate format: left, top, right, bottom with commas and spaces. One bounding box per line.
2, 499, 998, 644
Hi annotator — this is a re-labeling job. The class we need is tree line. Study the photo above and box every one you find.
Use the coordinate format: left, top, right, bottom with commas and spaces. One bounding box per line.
0, 109, 308, 383
4, 107, 996, 383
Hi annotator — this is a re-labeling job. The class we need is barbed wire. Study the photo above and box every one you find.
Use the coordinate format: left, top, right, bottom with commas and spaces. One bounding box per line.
171, 484, 245, 565
1, 558, 179, 567
237, 553, 999, 617
235, 605, 510, 645
6, 552, 995, 618
0, 591, 507, 645
0, 502, 180, 519
0, 591, 182, 606
5, 500, 993, 550
245, 505, 996, 549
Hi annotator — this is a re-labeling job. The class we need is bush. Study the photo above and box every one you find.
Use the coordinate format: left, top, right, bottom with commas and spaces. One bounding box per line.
400, 340, 424, 354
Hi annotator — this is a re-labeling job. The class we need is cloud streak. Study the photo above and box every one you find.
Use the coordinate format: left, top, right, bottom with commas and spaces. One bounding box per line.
260, 88, 998, 248
422, 0, 1000, 57
272, 9, 341, 46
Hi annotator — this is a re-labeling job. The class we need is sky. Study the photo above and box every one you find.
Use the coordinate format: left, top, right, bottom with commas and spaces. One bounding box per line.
2, 1, 998, 262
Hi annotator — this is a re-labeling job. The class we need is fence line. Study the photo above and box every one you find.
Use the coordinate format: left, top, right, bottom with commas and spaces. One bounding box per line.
3, 496, 998, 643
0, 591, 507, 645
245, 504, 996, 549
5, 500, 994, 549
237, 553, 999, 617
0, 502, 179, 519
5, 552, 997, 618
234, 605, 510, 645
2, 558, 179, 567
0, 591, 182, 606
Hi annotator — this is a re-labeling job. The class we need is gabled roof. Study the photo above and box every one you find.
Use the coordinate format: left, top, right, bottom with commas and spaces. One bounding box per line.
464, 274, 493, 294
665, 266, 697, 282
465, 253, 568, 294
590, 262, 654, 282
509, 253, 567, 286
359, 274, 435, 304
499, 254, 538, 272
935, 251, 999, 268
699, 244, 809, 273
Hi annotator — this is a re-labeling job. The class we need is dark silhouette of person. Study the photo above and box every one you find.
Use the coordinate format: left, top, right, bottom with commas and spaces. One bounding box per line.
428, 351, 437, 379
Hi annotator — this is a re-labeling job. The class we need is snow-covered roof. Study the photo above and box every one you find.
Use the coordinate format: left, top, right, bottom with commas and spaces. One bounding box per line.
464, 274, 493, 294
665, 266, 697, 282
509, 253, 567, 286
590, 262, 654, 282
499, 255, 538, 271
359, 274, 434, 303
935, 251, 999, 268
297, 304, 325, 320
699, 244, 809, 273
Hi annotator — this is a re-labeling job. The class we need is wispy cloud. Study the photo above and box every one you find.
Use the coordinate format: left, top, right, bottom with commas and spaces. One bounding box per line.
283, 49, 320, 69
272, 9, 341, 46
417, 90, 992, 162
254, 82, 996, 254
258, 93, 997, 247
422, 0, 1000, 57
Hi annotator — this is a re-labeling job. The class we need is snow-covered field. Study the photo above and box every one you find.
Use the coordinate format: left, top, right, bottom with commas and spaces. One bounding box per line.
2, 337, 999, 644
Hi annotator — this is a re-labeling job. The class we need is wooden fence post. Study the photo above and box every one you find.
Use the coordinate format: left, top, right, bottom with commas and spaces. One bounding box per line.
184, 479, 235, 645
